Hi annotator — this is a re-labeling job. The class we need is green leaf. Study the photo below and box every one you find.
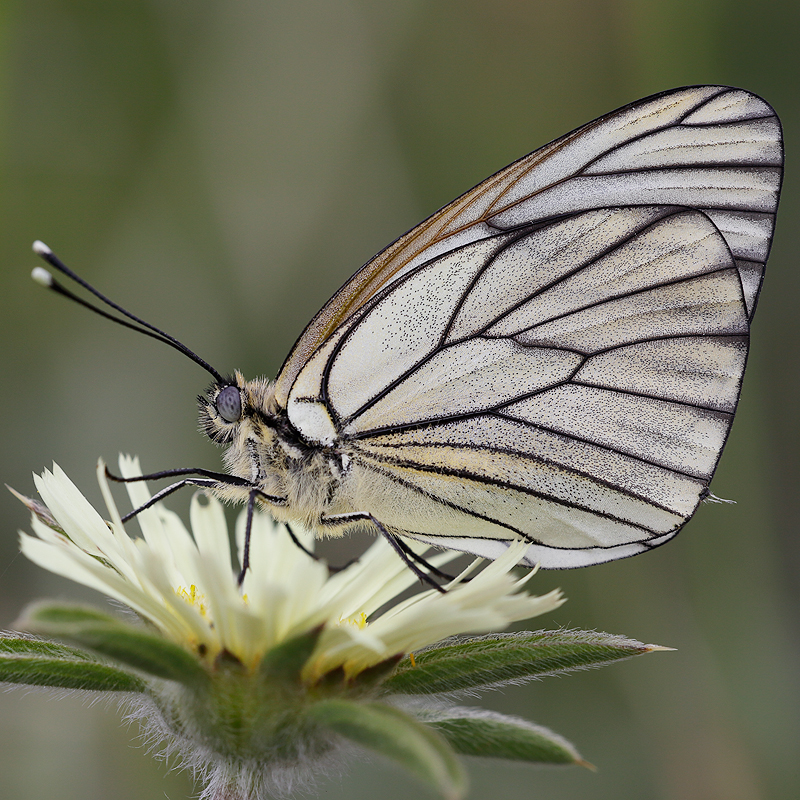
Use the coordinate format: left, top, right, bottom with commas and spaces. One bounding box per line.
0, 655, 145, 692
0, 634, 97, 662
308, 700, 467, 799
20, 602, 209, 688
384, 629, 668, 695
420, 708, 586, 766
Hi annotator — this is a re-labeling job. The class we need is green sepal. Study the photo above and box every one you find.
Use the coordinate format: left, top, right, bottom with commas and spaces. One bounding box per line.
258, 625, 323, 687
311, 656, 405, 695
19, 602, 209, 688
421, 708, 585, 766
349, 654, 403, 692
313, 664, 347, 691
308, 699, 467, 800
0, 653, 146, 692
383, 630, 664, 695
213, 648, 247, 672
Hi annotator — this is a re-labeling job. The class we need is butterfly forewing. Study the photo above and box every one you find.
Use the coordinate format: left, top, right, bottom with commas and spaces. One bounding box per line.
275, 86, 780, 407
278, 86, 782, 568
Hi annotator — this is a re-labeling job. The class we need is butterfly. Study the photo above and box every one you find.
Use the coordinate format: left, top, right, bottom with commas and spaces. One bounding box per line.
34, 86, 783, 585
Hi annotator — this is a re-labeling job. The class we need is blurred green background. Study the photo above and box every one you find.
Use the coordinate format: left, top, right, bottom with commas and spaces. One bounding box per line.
1, 2, 798, 799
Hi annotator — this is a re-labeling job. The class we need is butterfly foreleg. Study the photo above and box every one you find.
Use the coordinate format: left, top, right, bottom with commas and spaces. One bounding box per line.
105, 465, 251, 485
105, 464, 259, 520
105, 465, 291, 587
115, 477, 220, 521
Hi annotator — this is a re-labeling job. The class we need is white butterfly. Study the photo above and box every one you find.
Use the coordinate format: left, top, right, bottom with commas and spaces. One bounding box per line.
35, 86, 783, 581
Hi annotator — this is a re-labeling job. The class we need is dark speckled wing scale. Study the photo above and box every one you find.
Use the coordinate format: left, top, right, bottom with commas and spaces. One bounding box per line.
277, 86, 783, 568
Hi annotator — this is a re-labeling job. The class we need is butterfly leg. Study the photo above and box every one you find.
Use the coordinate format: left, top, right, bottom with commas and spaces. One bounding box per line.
106, 466, 290, 588
116, 477, 220, 521
391, 535, 464, 583
281, 523, 449, 579
105, 465, 251, 486
283, 523, 317, 559
106, 465, 259, 522
237, 490, 259, 585
230, 488, 291, 586
282, 524, 362, 573
320, 512, 446, 593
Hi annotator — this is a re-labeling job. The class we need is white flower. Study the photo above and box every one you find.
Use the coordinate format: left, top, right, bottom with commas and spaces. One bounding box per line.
13, 457, 665, 799
20, 456, 565, 678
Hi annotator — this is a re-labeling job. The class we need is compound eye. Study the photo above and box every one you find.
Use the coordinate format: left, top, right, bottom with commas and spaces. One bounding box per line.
216, 385, 242, 423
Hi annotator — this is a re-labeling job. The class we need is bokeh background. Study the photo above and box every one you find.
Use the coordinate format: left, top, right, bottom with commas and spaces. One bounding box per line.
0, 2, 798, 799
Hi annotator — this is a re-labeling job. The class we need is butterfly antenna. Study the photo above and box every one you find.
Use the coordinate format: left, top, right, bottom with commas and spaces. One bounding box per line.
31, 241, 225, 384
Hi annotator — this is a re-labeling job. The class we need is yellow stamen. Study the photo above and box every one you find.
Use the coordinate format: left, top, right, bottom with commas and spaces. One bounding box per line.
177, 584, 209, 617
339, 611, 369, 630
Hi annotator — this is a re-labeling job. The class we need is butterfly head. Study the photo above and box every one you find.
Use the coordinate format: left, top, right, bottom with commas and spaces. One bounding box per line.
198, 371, 282, 444
199, 371, 245, 444
199, 372, 310, 499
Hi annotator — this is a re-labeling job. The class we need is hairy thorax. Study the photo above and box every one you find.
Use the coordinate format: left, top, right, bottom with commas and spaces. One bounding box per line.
199, 372, 353, 532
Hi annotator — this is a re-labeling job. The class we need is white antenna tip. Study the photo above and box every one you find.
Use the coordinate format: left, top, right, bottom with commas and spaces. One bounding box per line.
31, 267, 54, 287
32, 240, 52, 256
